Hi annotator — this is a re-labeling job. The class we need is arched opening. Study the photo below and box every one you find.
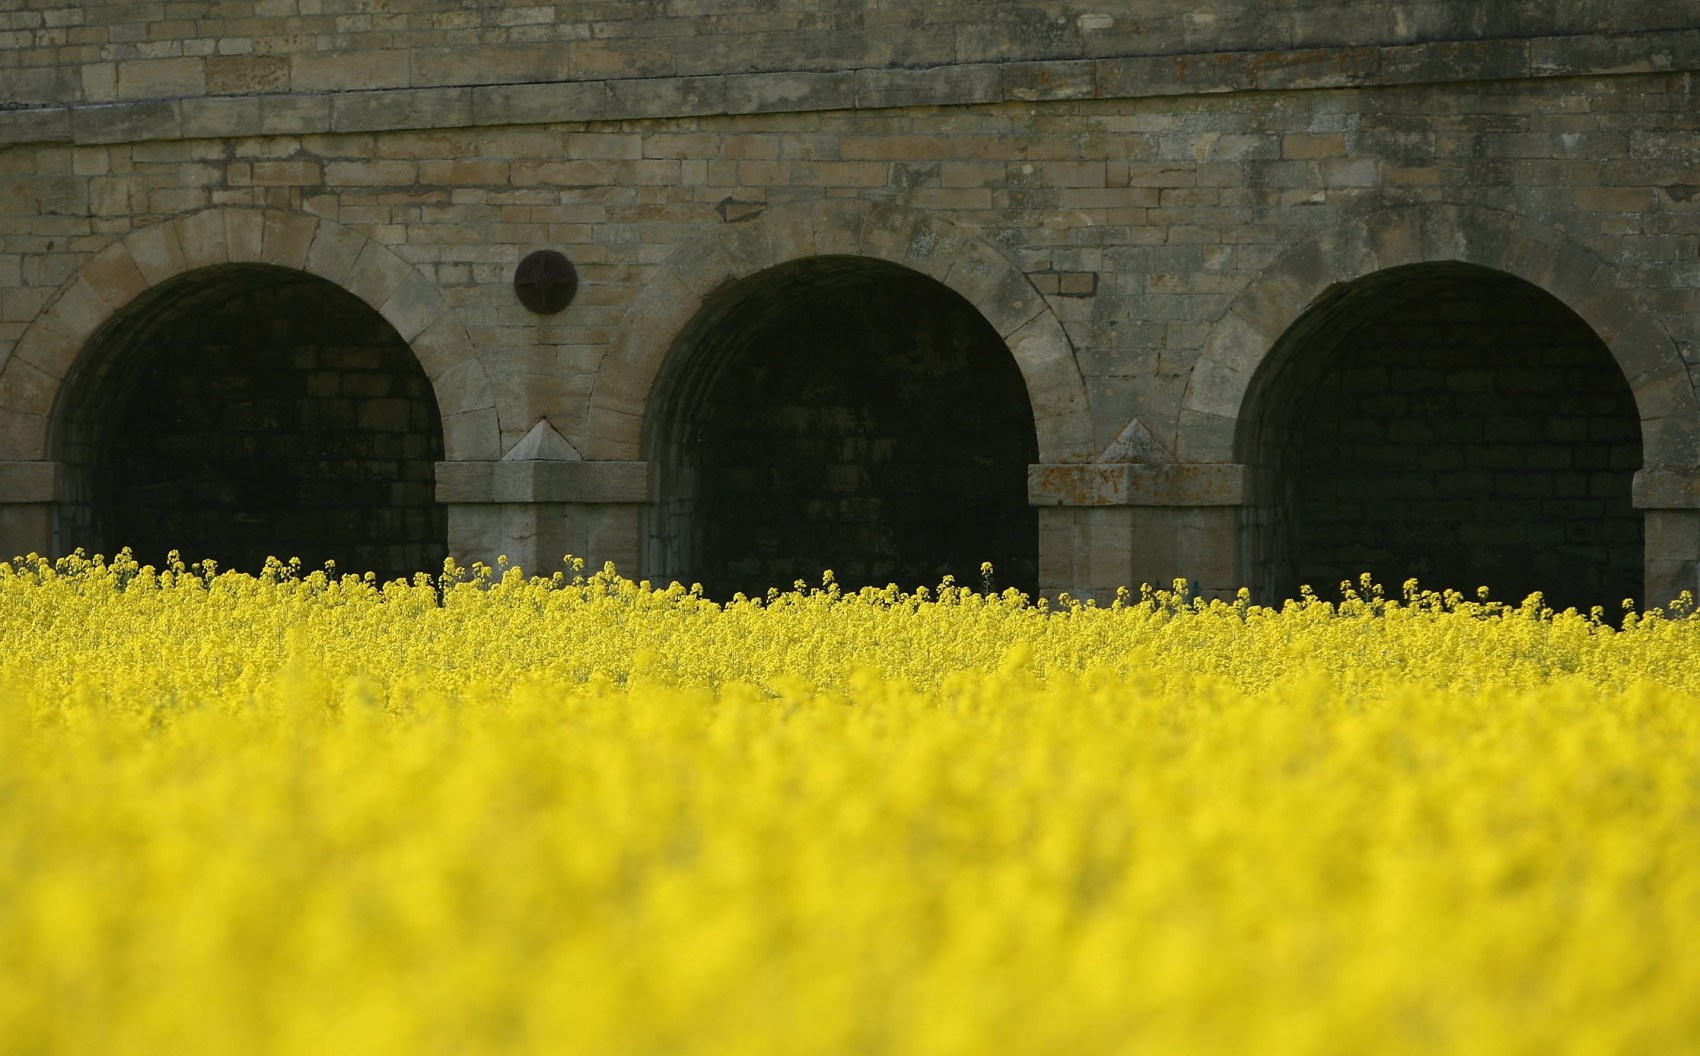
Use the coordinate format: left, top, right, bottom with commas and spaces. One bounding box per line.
1241, 262, 1642, 611
54, 264, 447, 580
647, 256, 1039, 599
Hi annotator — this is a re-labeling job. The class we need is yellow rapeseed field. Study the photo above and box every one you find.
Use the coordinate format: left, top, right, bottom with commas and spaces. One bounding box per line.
2, 552, 1698, 1055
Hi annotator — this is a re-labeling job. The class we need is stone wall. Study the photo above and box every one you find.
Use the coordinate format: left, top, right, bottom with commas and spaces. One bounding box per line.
2, 7, 1698, 602
9, 70, 1696, 458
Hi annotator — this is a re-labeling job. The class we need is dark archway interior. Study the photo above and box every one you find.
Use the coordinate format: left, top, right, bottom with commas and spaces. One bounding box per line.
1241, 263, 1642, 611
56, 265, 447, 581
648, 256, 1038, 599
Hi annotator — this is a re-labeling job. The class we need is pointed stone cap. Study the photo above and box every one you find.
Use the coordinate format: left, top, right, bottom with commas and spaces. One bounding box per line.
1096, 417, 1172, 464
502, 418, 583, 462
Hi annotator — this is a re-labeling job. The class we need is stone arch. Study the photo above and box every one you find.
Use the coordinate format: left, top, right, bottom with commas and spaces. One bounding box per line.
581, 198, 1094, 466
0, 207, 499, 572
643, 253, 1042, 597
1177, 204, 1689, 605
1, 207, 500, 464
1177, 204, 1698, 469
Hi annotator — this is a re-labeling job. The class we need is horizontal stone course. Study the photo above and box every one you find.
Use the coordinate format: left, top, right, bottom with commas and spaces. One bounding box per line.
5, 29, 1699, 148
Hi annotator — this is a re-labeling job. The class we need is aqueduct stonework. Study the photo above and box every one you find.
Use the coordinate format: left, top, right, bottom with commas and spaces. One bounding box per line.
3, 2, 1700, 605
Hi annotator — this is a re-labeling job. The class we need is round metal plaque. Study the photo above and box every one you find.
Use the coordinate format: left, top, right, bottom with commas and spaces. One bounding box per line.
514, 250, 578, 314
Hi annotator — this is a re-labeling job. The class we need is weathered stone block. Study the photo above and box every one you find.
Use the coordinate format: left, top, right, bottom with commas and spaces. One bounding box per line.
69, 101, 181, 145
77, 243, 149, 313
377, 269, 446, 343
174, 209, 229, 268
608, 76, 726, 120
120, 220, 186, 287
1633, 467, 1700, 509
0, 404, 49, 462
0, 107, 72, 147
18, 280, 104, 376
0, 500, 53, 558
116, 57, 204, 100
332, 87, 473, 134
259, 210, 317, 270
854, 64, 1000, 109
302, 221, 368, 286
292, 50, 409, 93
441, 407, 501, 462
224, 208, 266, 263
726, 71, 855, 115
259, 94, 332, 136
436, 460, 652, 505
1028, 463, 1250, 507
206, 55, 289, 96
0, 461, 63, 503
181, 96, 263, 140
1002, 60, 1096, 102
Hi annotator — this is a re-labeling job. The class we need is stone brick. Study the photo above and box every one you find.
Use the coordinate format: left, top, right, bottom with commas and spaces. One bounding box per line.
787, 161, 887, 188
1282, 133, 1346, 159
324, 160, 416, 187
174, 208, 229, 268
331, 87, 473, 134
180, 96, 262, 139
258, 210, 316, 270
115, 56, 203, 99
377, 269, 445, 342
509, 160, 620, 187
206, 54, 288, 95
418, 160, 508, 186
1570, 185, 1652, 211
442, 407, 502, 463
291, 49, 409, 93
301, 220, 367, 285
69, 100, 181, 144
854, 63, 1000, 109
251, 159, 321, 186
1045, 160, 1106, 187
77, 243, 149, 312
343, 239, 415, 310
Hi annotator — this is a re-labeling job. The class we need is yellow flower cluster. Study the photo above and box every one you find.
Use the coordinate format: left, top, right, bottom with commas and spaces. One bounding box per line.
3, 553, 1697, 1055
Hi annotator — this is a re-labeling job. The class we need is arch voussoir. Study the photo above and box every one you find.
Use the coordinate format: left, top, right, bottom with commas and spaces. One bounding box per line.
259, 210, 317, 271
173, 209, 228, 269
25, 279, 109, 376
225, 208, 266, 263
123, 222, 186, 286
587, 199, 1092, 467
77, 243, 151, 315
302, 219, 367, 286
0, 207, 499, 466
1181, 204, 1699, 470
380, 270, 450, 344
345, 239, 414, 312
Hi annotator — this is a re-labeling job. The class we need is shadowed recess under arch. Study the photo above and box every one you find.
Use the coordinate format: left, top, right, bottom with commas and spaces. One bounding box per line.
54, 263, 447, 580
1240, 262, 1642, 610
645, 255, 1039, 599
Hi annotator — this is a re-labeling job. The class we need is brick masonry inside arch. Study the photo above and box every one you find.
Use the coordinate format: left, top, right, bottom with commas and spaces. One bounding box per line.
1243, 263, 1642, 611
57, 264, 447, 580
648, 257, 1039, 599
